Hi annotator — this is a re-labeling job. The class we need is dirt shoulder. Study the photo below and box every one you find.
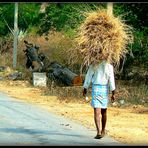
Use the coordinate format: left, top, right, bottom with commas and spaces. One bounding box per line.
0, 80, 148, 146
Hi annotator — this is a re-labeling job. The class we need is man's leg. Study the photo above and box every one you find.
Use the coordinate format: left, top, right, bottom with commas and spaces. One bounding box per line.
101, 108, 107, 136
94, 108, 101, 136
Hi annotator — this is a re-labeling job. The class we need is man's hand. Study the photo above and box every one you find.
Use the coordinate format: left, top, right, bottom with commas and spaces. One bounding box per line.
111, 90, 116, 103
83, 88, 87, 97
111, 94, 115, 103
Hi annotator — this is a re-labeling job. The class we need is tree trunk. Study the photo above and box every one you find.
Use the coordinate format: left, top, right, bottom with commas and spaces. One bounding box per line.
48, 62, 83, 86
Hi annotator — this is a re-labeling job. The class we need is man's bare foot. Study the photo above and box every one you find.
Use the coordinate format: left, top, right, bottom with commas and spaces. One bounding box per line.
101, 130, 106, 137
94, 134, 102, 139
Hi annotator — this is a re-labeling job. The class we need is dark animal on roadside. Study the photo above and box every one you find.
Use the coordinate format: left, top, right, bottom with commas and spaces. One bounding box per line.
23, 40, 45, 72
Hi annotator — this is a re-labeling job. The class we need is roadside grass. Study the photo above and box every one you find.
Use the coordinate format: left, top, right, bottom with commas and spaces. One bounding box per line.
42, 79, 148, 108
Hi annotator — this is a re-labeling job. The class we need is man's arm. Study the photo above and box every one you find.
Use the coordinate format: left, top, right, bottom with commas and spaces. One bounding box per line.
83, 88, 87, 97
108, 65, 116, 103
82, 65, 94, 97
111, 89, 116, 103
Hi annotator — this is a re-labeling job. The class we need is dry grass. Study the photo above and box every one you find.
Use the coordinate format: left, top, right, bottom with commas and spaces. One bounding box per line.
67, 9, 133, 72
0, 79, 147, 145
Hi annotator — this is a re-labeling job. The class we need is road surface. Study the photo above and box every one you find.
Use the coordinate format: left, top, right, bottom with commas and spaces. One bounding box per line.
0, 91, 125, 146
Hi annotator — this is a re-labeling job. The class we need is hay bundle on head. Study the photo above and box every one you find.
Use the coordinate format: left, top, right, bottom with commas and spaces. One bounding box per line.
74, 9, 133, 72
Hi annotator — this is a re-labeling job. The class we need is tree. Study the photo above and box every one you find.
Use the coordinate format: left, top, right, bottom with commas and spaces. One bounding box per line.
114, 3, 147, 31
37, 3, 105, 35
0, 3, 41, 36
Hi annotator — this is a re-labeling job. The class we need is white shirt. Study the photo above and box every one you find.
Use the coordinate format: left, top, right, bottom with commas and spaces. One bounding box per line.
83, 60, 116, 91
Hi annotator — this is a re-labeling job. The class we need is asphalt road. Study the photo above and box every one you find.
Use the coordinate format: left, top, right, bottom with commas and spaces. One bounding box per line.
0, 91, 124, 146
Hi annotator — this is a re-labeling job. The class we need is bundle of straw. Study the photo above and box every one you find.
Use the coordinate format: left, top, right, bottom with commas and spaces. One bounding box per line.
71, 9, 134, 72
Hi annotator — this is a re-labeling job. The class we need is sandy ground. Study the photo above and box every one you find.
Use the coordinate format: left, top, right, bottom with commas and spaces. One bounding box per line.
0, 80, 148, 146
